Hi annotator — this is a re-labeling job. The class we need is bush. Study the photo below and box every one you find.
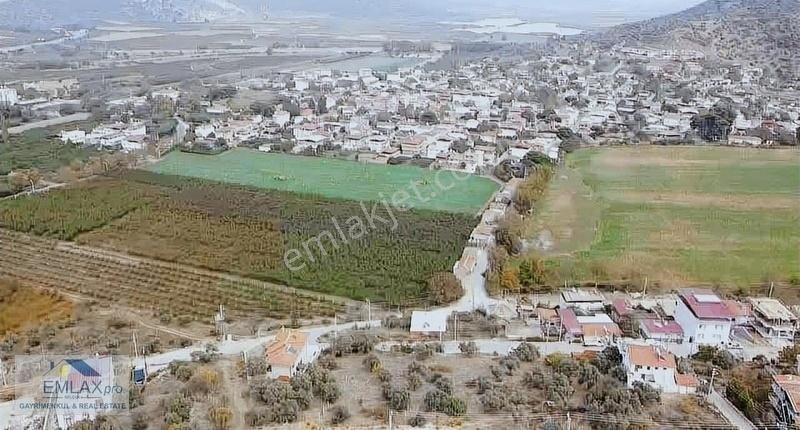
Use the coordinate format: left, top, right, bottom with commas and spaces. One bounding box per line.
408, 414, 427, 427
363, 354, 382, 372
693, 345, 736, 369
459, 341, 479, 357
384, 384, 411, 411
330, 405, 351, 425
510, 342, 540, 362
424, 389, 467, 416
428, 272, 463, 305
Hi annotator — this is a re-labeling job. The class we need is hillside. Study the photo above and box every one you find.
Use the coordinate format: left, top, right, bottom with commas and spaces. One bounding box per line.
594, 0, 800, 80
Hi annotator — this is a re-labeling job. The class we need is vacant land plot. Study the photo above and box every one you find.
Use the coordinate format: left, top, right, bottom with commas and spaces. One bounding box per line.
535, 146, 800, 287
0, 279, 73, 337
147, 149, 500, 214
0, 171, 476, 302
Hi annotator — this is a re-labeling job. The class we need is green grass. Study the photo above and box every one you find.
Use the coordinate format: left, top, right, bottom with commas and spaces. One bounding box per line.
0, 128, 101, 175
537, 146, 800, 286
146, 148, 500, 214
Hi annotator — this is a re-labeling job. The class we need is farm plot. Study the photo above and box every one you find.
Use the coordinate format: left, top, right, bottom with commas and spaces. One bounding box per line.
0, 229, 346, 322
0, 171, 477, 302
147, 148, 500, 214
535, 146, 800, 288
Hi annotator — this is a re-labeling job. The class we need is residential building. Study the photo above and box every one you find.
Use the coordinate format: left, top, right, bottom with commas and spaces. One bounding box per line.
264, 328, 320, 379
639, 319, 683, 343
771, 374, 800, 425
0, 87, 18, 106
748, 298, 797, 342
674, 290, 733, 346
410, 310, 448, 339
622, 343, 697, 394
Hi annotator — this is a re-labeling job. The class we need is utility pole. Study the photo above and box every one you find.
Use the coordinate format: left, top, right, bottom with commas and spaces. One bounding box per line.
388, 409, 393, 429
566, 412, 571, 430
366, 299, 372, 323
708, 367, 718, 397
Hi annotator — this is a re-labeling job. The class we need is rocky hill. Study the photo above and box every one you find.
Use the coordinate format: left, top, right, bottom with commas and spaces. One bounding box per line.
593, 0, 800, 81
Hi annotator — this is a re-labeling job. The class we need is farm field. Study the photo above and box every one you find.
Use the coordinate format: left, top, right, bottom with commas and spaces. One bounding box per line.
0, 171, 476, 302
147, 148, 500, 214
534, 146, 800, 288
0, 229, 347, 323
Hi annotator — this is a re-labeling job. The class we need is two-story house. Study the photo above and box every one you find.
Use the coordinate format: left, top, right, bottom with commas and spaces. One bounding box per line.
622, 342, 698, 394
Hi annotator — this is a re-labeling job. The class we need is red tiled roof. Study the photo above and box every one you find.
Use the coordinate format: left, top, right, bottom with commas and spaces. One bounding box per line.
679, 289, 734, 320
557, 308, 582, 336
612, 298, 632, 317
774, 375, 800, 412
641, 319, 684, 336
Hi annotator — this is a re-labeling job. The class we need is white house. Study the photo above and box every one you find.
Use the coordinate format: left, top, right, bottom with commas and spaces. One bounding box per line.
264, 328, 320, 380
410, 310, 448, 339
0, 87, 18, 106
674, 290, 733, 346
60, 130, 87, 145
622, 343, 679, 393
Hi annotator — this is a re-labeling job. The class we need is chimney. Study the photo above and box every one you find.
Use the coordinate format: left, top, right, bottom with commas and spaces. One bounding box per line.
796, 354, 799, 375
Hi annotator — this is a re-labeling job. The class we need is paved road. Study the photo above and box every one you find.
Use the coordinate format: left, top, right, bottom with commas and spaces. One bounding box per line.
376, 338, 602, 357
133, 320, 381, 374
8, 112, 92, 135
708, 389, 757, 430
448, 247, 498, 313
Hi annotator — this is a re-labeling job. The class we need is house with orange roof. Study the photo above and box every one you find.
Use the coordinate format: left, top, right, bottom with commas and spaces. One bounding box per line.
264, 328, 321, 379
621, 343, 697, 394
771, 374, 800, 425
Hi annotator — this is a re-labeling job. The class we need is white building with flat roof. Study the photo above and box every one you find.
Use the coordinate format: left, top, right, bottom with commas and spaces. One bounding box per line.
748, 297, 797, 343
0, 87, 18, 106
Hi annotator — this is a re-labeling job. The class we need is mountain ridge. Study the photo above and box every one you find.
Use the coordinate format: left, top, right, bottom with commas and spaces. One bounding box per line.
592, 0, 800, 80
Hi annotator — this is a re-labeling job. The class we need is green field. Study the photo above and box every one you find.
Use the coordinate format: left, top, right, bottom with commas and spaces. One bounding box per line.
147, 149, 500, 214
534, 146, 800, 288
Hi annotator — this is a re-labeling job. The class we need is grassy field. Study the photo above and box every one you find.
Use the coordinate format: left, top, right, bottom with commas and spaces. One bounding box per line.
0, 171, 476, 302
0, 128, 102, 175
147, 149, 500, 214
534, 146, 800, 288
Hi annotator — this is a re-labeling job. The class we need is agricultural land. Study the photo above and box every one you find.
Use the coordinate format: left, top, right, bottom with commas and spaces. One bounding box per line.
147, 149, 501, 214
532, 146, 800, 289
0, 169, 481, 305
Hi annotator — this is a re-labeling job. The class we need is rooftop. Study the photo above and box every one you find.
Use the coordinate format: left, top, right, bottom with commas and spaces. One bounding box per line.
773, 374, 800, 412
748, 297, 797, 322
410, 310, 448, 333
640, 319, 683, 336
679, 289, 734, 321
626, 344, 677, 369
265, 328, 308, 367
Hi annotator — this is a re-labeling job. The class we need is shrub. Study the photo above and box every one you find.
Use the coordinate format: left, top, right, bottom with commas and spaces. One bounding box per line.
459, 341, 479, 357
363, 354, 382, 372
428, 272, 463, 305
510, 342, 540, 362
329, 405, 350, 425
408, 414, 427, 427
